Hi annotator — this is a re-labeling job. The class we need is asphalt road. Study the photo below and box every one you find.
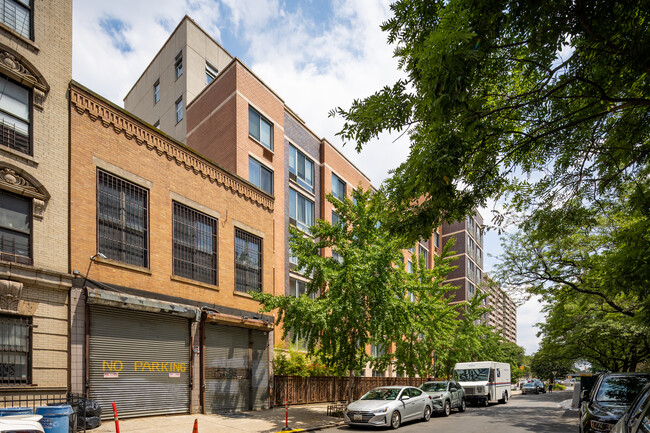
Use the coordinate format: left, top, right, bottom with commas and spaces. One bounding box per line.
320, 388, 579, 433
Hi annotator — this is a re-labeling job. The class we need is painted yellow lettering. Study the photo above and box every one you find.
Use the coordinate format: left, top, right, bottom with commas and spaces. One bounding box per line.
102, 360, 111, 371
114, 360, 123, 372
179, 363, 187, 373
153, 362, 160, 371
143, 362, 152, 372
134, 361, 143, 372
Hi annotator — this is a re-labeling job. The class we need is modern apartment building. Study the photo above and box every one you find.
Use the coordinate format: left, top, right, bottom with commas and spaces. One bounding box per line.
0, 0, 72, 402
483, 274, 517, 343
441, 212, 485, 304
69, 82, 275, 416
123, 16, 442, 377
441, 213, 517, 342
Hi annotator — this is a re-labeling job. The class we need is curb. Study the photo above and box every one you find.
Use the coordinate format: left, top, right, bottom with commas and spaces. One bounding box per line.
273, 420, 346, 433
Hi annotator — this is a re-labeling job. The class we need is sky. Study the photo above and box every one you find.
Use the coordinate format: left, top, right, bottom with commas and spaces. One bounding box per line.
72, 0, 545, 355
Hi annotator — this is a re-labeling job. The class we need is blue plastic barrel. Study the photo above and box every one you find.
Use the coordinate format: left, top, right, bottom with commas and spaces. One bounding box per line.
0, 407, 33, 416
35, 405, 73, 433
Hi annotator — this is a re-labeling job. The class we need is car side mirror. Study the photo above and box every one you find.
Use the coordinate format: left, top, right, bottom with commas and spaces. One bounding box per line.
401, 395, 410, 401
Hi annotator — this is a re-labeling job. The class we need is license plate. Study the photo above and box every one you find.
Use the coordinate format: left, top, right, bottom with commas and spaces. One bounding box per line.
353, 414, 362, 421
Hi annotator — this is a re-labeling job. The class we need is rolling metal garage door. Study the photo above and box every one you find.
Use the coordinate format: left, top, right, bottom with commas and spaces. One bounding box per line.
89, 306, 191, 418
204, 324, 269, 412
251, 329, 269, 410
205, 324, 249, 412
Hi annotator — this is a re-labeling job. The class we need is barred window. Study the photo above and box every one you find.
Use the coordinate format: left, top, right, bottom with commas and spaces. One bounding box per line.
234, 228, 262, 293
0, 0, 31, 40
0, 75, 31, 155
97, 170, 148, 268
173, 202, 218, 285
0, 315, 31, 385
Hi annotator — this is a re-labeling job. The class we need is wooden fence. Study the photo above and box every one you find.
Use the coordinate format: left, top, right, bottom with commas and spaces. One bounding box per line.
272, 376, 436, 406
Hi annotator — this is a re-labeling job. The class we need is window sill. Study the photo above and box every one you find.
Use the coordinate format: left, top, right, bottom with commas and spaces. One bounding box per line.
0, 145, 38, 166
0, 23, 39, 52
248, 135, 273, 153
288, 177, 315, 198
233, 290, 261, 299
94, 257, 152, 275
170, 274, 219, 291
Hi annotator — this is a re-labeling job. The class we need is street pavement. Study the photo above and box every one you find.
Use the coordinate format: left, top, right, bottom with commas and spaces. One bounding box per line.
320, 387, 579, 433
89, 388, 577, 433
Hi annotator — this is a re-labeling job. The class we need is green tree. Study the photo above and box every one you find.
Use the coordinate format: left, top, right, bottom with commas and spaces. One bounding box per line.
253, 188, 407, 401
389, 245, 459, 379
530, 350, 575, 382
534, 290, 650, 372
330, 0, 649, 245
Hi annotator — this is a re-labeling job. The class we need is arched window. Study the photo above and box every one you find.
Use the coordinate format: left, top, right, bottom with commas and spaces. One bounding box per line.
0, 164, 49, 265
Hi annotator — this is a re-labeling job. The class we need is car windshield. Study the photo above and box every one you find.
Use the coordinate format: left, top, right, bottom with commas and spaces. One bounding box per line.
524, 383, 535, 388
455, 368, 489, 382
596, 376, 650, 403
361, 388, 401, 401
421, 382, 447, 392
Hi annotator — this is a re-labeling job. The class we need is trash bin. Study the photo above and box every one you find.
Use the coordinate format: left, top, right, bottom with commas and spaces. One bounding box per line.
35, 405, 73, 433
0, 407, 33, 416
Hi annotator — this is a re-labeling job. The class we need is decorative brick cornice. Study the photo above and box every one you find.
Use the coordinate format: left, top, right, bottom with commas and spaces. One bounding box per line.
70, 84, 274, 212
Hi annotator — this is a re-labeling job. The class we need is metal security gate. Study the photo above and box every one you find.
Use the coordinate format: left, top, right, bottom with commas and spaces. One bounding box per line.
251, 329, 269, 410
204, 324, 249, 412
89, 306, 191, 418
203, 324, 269, 412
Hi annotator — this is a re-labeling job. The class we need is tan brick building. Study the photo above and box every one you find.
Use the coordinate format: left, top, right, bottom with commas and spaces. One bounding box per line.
0, 0, 72, 402
69, 82, 275, 416
483, 274, 517, 343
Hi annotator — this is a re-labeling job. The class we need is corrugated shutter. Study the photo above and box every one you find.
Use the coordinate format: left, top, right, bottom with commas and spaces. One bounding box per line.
251, 330, 269, 410
204, 324, 250, 412
89, 306, 190, 418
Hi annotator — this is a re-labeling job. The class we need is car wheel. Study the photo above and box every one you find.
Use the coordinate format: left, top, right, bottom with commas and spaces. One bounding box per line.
390, 410, 401, 429
422, 405, 431, 422
459, 399, 466, 412
443, 400, 451, 416
499, 392, 508, 404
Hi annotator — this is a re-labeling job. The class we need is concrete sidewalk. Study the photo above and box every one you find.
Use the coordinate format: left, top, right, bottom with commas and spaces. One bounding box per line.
91, 403, 344, 433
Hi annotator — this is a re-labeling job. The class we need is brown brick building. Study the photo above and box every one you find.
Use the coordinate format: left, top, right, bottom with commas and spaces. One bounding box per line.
0, 0, 72, 402
69, 82, 275, 416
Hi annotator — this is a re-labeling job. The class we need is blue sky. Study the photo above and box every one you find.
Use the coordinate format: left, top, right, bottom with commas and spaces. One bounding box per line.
72, 0, 545, 355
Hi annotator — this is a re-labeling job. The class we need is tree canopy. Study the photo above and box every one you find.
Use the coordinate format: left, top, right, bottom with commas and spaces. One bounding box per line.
253, 189, 521, 392
331, 0, 649, 242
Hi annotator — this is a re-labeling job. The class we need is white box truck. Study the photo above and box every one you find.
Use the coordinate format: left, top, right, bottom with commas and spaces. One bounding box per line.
454, 361, 511, 406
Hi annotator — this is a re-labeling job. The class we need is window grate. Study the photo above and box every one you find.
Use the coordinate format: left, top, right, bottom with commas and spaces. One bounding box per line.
173, 202, 218, 285
0, 315, 31, 385
97, 170, 148, 268
0, 0, 31, 40
234, 228, 262, 293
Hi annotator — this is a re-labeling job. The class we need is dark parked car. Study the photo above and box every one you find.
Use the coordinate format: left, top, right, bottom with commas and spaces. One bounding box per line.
580, 373, 650, 433
522, 382, 539, 395
612, 382, 650, 433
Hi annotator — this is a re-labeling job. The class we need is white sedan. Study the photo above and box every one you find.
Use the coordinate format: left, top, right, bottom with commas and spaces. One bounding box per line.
345, 386, 433, 429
